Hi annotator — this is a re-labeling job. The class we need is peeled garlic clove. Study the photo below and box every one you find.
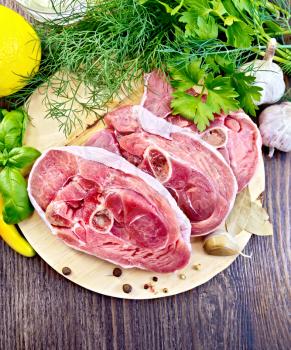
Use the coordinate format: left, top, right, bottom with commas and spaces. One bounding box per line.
203, 231, 240, 256
240, 38, 285, 105
259, 102, 291, 156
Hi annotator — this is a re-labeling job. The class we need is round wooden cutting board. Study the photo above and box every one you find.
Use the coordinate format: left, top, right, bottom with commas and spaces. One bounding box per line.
18, 83, 265, 299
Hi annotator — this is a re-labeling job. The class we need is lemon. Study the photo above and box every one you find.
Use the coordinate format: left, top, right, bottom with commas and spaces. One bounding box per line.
0, 5, 41, 97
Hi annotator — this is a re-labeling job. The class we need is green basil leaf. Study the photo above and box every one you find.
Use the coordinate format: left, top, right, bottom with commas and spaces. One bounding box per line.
0, 167, 33, 224
0, 109, 28, 151
0, 109, 8, 122
7, 146, 41, 169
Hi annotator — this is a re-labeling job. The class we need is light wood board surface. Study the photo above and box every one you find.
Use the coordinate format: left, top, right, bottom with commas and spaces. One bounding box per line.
18, 81, 265, 299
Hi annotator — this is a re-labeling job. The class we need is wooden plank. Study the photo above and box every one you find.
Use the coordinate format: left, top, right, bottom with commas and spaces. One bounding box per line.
0, 1, 290, 349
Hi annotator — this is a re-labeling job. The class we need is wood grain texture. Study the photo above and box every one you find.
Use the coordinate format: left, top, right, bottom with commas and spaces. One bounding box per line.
0, 1, 290, 349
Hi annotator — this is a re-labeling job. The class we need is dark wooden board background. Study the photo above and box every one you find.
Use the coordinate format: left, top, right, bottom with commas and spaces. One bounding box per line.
0, 1, 290, 349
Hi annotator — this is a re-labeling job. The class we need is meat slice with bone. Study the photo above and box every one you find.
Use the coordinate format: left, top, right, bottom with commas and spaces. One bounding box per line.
87, 106, 237, 236
141, 70, 262, 192
28, 147, 191, 272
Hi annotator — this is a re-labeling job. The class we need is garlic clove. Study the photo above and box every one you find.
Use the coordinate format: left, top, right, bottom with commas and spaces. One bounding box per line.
203, 231, 240, 256
240, 38, 285, 106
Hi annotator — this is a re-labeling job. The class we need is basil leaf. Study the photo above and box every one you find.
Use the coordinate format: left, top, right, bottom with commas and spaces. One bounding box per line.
0, 167, 33, 224
7, 146, 41, 169
0, 109, 8, 122
0, 110, 28, 151
0, 149, 9, 167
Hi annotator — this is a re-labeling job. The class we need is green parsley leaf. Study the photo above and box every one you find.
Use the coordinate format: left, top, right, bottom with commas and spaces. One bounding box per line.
222, 0, 242, 17
226, 21, 253, 48
230, 72, 262, 116
171, 91, 197, 119
206, 55, 261, 116
192, 96, 216, 130
205, 74, 240, 114
158, 0, 184, 15
224, 15, 239, 26
210, 0, 226, 16
171, 91, 215, 130
179, 11, 197, 37
232, 0, 253, 16
183, 0, 211, 16
194, 16, 218, 39
169, 59, 205, 90
170, 60, 240, 131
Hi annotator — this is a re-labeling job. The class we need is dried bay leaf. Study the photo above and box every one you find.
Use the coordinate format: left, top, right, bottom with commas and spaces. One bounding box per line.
226, 188, 252, 235
226, 187, 273, 237
245, 202, 273, 236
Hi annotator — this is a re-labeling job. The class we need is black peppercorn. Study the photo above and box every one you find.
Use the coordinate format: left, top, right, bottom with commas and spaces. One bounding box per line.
62, 267, 71, 276
122, 284, 132, 293
152, 276, 158, 282
113, 267, 122, 277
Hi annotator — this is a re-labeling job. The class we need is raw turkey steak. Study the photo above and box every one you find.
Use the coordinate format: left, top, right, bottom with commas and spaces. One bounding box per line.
86, 106, 237, 236
141, 70, 262, 191
28, 147, 191, 272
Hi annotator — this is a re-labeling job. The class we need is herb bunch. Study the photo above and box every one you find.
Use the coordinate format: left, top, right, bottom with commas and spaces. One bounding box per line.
0, 109, 40, 224
6, 0, 291, 134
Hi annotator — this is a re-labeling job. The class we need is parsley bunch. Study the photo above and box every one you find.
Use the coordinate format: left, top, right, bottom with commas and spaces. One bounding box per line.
169, 56, 262, 130
145, 0, 290, 130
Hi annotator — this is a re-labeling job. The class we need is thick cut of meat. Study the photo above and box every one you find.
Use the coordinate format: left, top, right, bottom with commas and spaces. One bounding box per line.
141, 70, 262, 191
197, 112, 262, 191
141, 70, 173, 118
88, 105, 237, 236
28, 147, 191, 273
85, 129, 121, 154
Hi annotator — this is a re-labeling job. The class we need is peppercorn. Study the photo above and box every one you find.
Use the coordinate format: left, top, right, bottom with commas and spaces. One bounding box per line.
163, 288, 168, 293
144, 284, 149, 289
152, 276, 158, 282
179, 273, 186, 280
62, 267, 71, 276
193, 263, 202, 271
113, 267, 122, 277
122, 284, 132, 293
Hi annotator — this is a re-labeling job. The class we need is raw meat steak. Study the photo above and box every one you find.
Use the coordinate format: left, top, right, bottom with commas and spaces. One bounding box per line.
28, 147, 191, 272
85, 129, 121, 154
141, 70, 173, 118
141, 70, 262, 191
197, 112, 262, 191
88, 106, 237, 236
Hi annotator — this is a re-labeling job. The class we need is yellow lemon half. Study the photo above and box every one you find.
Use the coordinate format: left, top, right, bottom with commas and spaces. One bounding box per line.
0, 5, 41, 97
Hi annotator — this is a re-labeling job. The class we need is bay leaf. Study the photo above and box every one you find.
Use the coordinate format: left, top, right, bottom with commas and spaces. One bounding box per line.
245, 202, 273, 236
226, 188, 252, 235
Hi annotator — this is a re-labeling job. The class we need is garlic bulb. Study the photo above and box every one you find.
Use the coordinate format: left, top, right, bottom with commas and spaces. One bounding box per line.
240, 38, 285, 105
259, 102, 291, 157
